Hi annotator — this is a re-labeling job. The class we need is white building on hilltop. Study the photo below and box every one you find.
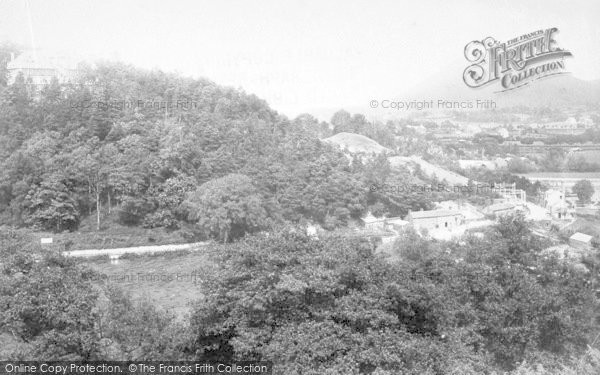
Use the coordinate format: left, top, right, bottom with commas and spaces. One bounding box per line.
7, 50, 79, 88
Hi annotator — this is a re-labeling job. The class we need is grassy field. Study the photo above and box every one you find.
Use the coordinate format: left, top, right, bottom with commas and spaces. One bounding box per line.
573, 150, 600, 165
562, 216, 600, 240
82, 249, 218, 317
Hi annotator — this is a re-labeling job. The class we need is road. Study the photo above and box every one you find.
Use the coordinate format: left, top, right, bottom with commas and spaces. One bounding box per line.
62, 242, 211, 258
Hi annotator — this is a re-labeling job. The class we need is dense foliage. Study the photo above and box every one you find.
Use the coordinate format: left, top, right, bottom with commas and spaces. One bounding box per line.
0, 62, 436, 239
1, 52, 598, 373
573, 179, 595, 204
187, 216, 598, 373
0, 230, 187, 360
1, 216, 598, 373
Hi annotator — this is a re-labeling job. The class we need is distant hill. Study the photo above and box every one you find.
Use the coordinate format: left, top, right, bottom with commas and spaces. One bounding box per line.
307, 68, 600, 122
322, 132, 392, 154
494, 75, 600, 108
406, 69, 600, 110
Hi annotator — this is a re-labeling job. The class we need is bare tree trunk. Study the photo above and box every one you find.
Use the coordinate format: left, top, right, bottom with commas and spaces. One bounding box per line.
88, 179, 92, 216
96, 189, 100, 231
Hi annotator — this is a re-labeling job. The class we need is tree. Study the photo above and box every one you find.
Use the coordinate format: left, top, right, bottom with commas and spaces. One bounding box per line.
541, 148, 566, 172
363, 153, 391, 185
0, 230, 189, 360
0, 231, 101, 359
22, 175, 80, 232
572, 179, 594, 204
71, 142, 116, 231
142, 174, 197, 229
507, 158, 534, 173
188, 231, 487, 373
491, 212, 541, 264
331, 110, 352, 134
183, 174, 270, 242
95, 286, 189, 360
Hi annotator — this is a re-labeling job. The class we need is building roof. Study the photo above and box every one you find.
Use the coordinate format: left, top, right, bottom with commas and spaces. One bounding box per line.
362, 213, 385, 224
7, 50, 78, 71
569, 232, 593, 243
386, 218, 409, 225
408, 210, 462, 219
362, 214, 407, 225
517, 172, 600, 179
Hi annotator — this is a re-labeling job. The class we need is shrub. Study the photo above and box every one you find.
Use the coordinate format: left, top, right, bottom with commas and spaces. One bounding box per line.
118, 198, 152, 226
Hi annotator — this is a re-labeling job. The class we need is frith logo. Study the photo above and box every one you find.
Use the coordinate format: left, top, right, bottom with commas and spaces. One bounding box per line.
463, 28, 572, 91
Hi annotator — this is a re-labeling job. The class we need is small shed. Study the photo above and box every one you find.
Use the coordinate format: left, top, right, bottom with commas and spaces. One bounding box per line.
569, 232, 593, 249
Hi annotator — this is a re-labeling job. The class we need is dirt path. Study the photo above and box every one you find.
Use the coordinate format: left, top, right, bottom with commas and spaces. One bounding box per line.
62, 242, 211, 258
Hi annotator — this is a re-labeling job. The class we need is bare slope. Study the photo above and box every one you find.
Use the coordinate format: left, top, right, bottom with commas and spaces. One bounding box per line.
389, 156, 470, 185
322, 132, 392, 154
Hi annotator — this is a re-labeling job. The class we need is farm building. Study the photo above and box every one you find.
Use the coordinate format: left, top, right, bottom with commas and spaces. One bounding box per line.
362, 213, 387, 231
405, 210, 464, 232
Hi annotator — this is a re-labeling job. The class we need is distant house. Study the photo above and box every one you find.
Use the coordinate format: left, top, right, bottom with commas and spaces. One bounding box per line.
306, 224, 321, 237
458, 158, 508, 170
406, 210, 463, 232
458, 160, 496, 170
362, 213, 387, 231
435, 200, 460, 211
436, 200, 485, 221
569, 232, 593, 249
380, 234, 397, 244
544, 189, 565, 206
519, 173, 600, 202
539, 118, 584, 135
407, 125, 427, 134
543, 189, 575, 220
496, 127, 509, 139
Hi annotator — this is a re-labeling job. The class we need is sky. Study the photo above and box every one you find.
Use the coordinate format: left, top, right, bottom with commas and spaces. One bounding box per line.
0, 0, 599, 118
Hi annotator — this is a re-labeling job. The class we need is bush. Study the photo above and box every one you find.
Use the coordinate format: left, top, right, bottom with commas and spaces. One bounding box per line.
142, 210, 180, 229
183, 174, 270, 242
118, 198, 152, 226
